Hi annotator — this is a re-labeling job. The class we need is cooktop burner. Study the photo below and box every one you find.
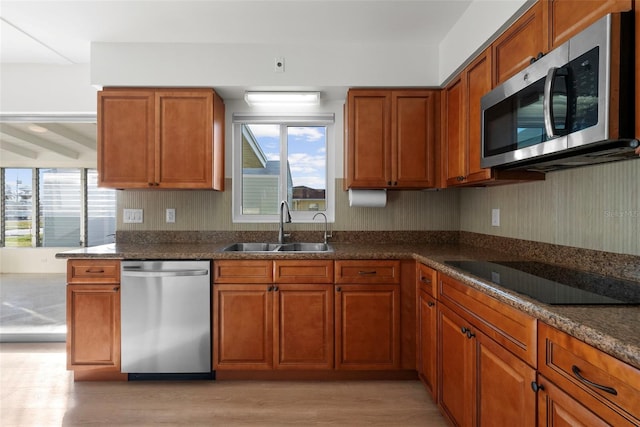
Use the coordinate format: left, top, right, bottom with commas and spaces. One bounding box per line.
445, 260, 640, 305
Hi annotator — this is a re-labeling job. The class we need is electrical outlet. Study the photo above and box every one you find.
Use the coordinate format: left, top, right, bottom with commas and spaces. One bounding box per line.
491, 208, 500, 227
166, 208, 176, 223
123, 209, 143, 224
274, 57, 285, 73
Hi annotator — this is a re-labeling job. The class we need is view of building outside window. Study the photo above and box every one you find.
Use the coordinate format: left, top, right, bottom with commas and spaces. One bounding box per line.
241, 124, 327, 215
38, 168, 81, 247
4, 168, 33, 247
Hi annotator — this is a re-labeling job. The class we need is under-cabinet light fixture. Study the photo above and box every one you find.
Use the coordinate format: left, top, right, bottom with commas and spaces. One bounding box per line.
244, 91, 320, 106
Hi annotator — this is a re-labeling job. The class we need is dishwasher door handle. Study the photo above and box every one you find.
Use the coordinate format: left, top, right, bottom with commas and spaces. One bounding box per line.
121, 269, 209, 278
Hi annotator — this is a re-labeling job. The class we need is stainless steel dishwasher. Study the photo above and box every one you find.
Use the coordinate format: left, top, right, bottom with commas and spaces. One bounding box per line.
120, 260, 212, 380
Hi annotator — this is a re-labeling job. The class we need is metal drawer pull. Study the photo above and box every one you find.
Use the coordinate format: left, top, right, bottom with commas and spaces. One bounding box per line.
571, 365, 618, 395
358, 271, 377, 275
420, 277, 431, 284
85, 269, 105, 273
427, 301, 435, 307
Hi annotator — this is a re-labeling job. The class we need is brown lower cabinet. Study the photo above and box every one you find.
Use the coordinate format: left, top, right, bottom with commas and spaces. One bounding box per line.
438, 303, 537, 427
214, 260, 335, 371
66, 259, 126, 381
213, 283, 334, 370
214, 259, 402, 373
416, 263, 438, 400
334, 284, 400, 370
536, 375, 631, 426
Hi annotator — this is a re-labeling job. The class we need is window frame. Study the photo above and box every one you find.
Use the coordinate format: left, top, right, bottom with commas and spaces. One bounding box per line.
232, 113, 335, 223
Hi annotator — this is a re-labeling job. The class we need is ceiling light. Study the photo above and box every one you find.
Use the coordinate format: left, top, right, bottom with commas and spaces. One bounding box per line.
244, 91, 320, 107
28, 124, 48, 133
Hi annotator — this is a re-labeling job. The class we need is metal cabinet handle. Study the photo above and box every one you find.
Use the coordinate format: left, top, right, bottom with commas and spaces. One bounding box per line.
460, 326, 475, 339
420, 276, 431, 284
336, 287, 342, 292
427, 301, 435, 307
113, 287, 119, 292
530, 382, 544, 393
85, 269, 105, 274
267, 286, 273, 292
571, 365, 617, 395
358, 271, 377, 275
273, 286, 279, 292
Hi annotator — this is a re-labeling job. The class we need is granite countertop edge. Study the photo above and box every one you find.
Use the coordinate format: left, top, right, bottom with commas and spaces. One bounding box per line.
56, 242, 640, 370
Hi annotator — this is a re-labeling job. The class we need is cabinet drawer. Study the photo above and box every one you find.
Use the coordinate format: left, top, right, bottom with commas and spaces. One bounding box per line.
274, 260, 334, 284
438, 273, 537, 367
335, 260, 400, 284
213, 260, 273, 284
67, 259, 120, 284
538, 322, 640, 422
417, 262, 437, 297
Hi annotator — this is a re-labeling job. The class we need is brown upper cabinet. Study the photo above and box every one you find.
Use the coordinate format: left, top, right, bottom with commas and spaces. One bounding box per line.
98, 88, 224, 190
492, 1, 548, 86
546, 0, 632, 48
444, 49, 545, 187
345, 89, 438, 189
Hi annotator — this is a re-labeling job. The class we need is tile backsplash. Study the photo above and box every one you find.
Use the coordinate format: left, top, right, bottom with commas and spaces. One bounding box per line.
117, 159, 639, 256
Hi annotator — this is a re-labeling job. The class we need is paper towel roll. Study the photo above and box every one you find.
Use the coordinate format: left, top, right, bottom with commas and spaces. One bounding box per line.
348, 189, 387, 207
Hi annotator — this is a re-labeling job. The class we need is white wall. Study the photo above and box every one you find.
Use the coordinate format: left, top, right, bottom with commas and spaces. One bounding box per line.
0, 248, 67, 273
439, 0, 532, 83
0, 64, 96, 113
90, 41, 441, 99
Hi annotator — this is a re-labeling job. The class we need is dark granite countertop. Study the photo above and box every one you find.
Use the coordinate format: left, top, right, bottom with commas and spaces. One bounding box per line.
57, 241, 640, 370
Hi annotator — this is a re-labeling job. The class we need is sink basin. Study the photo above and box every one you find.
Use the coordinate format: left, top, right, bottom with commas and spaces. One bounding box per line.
278, 242, 333, 252
220, 242, 333, 253
221, 243, 282, 252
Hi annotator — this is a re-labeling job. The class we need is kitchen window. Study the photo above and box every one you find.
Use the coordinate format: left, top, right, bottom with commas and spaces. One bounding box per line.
1, 168, 116, 247
232, 114, 335, 223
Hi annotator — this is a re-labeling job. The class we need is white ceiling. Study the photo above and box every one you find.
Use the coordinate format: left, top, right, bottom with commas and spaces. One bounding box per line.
0, 0, 477, 164
1, 0, 473, 65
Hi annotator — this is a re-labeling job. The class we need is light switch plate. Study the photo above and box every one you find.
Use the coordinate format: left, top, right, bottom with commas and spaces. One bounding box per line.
166, 208, 176, 223
491, 208, 500, 227
123, 209, 143, 224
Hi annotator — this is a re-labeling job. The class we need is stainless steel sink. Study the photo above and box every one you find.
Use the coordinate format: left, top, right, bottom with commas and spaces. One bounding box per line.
221, 243, 282, 252
220, 242, 333, 253
277, 242, 333, 252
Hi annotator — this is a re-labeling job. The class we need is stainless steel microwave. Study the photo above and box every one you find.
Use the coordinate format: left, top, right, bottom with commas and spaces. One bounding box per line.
481, 12, 637, 172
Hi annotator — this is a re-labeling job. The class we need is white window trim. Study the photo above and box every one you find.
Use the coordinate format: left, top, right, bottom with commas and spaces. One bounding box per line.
232, 114, 335, 223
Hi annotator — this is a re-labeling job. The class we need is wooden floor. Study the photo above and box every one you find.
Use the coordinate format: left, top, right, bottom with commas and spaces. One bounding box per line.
0, 343, 448, 426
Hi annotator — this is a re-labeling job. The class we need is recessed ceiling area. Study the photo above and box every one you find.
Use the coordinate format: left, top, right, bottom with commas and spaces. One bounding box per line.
0, 121, 97, 167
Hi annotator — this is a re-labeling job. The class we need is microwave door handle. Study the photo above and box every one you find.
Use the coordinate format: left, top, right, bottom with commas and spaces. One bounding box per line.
543, 67, 558, 138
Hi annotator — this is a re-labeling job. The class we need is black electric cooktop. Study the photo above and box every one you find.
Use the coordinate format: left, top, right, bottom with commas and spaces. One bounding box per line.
445, 260, 640, 305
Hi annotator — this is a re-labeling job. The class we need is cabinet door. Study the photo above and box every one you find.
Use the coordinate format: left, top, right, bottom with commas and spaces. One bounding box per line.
477, 331, 536, 427
438, 304, 475, 427
444, 76, 466, 186
98, 90, 155, 188
465, 49, 493, 184
156, 90, 214, 189
274, 284, 334, 370
335, 284, 400, 370
66, 284, 121, 370
345, 90, 391, 188
493, 1, 548, 85
548, 0, 632, 48
214, 284, 273, 370
392, 91, 437, 188
417, 289, 437, 401
536, 376, 628, 427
